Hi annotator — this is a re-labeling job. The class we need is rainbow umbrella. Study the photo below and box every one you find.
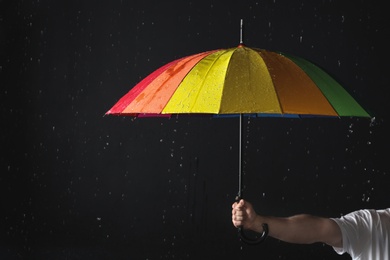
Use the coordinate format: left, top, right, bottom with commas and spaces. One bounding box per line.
106, 34, 370, 244
106, 46, 369, 117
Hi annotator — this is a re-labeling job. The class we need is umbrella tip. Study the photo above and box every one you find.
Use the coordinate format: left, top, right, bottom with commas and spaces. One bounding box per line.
238, 19, 246, 48
239, 18, 244, 45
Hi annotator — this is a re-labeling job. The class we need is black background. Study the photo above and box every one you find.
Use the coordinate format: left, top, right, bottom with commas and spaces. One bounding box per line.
1, 0, 389, 259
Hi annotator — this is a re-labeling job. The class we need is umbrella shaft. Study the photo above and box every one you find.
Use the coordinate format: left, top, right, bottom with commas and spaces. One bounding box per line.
238, 113, 243, 200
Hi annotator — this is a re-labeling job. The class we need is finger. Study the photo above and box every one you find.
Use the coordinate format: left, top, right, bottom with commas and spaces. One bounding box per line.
232, 207, 244, 216
232, 220, 241, 228
232, 215, 243, 222
234, 214, 243, 220
233, 202, 245, 211
233, 217, 244, 227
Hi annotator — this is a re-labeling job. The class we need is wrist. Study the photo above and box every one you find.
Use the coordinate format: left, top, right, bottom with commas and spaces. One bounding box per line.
249, 215, 264, 233
258, 216, 270, 234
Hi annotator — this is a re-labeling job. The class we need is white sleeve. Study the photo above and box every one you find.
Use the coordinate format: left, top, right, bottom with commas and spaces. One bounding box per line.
330, 210, 372, 258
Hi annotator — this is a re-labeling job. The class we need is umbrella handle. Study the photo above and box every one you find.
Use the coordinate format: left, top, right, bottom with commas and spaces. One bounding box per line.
235, 194, 268, 245
237, 223, 268, 245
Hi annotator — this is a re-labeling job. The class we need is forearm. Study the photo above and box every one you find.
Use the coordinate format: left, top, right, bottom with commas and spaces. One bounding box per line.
252, 214, 340, 245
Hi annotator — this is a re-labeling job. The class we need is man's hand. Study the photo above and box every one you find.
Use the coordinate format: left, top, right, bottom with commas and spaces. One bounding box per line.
232, 199, 258, 230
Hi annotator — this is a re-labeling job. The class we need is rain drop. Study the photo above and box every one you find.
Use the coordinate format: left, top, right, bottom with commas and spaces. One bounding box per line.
369, 117, 376, 127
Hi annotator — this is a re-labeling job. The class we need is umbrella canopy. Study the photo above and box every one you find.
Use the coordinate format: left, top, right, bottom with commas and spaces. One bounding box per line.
106, 43, 370, 245
106, 45, 370, 118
